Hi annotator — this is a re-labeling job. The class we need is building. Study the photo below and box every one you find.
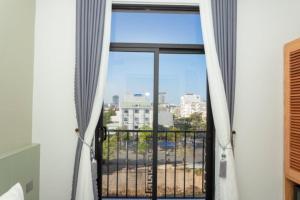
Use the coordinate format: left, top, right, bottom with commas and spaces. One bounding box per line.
158, 110, 173, 128
180, 93, 206, 118
169, 104, 181, 117
107, 93, 175, 130
118, 93, 153, 130
112, 95, 119, 108
159, 92, 166, 104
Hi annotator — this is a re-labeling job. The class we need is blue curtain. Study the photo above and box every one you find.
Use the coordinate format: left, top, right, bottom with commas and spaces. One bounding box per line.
72, 0, 106, 199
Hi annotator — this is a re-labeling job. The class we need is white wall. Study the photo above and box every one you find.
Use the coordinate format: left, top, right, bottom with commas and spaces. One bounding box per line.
33, 0, 300, 199
32, 0, 77, 199
234, 0, 300, 200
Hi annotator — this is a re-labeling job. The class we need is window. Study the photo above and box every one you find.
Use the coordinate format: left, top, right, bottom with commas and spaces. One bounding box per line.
97, 5, 213, 200
159, 54, 207, 130
111, 10, 203, 44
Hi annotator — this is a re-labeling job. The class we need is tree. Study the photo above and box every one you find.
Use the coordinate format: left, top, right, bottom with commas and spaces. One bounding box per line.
167, 126, 180, 142
190, 112, 206, 131
102, 108, 117, 161
102, 134, 117, 161
137, 125, 152, 159
173, 116, 192, 131
173, 112, 206, 131
103, 108, 116, 126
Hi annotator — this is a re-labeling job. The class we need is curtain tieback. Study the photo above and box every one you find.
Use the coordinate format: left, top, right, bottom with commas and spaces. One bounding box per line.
217, 137, 232, 152
217, 137, 232, 179
74, 128, 94, 157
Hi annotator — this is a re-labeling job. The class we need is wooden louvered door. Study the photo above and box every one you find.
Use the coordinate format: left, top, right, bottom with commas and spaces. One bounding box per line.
285, 38, 300, 200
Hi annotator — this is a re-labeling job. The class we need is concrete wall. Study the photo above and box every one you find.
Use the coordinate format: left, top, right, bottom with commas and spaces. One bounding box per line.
234, 0, 300, 199
33, 0, 300, 199
0, 0, 36, 154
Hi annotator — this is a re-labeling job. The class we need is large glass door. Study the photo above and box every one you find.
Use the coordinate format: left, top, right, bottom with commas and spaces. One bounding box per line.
99, 51, 155, 198
157, 54, 207, 198
95, 4, 213, 200
97, 48, 208, 200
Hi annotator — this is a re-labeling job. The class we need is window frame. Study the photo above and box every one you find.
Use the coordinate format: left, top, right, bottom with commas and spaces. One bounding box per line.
112, 4, 200, 13
95, 5, 215, 200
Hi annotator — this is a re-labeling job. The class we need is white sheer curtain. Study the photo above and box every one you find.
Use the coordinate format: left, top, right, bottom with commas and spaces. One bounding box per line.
74, 0, 238, 199
75, 2, 112, 200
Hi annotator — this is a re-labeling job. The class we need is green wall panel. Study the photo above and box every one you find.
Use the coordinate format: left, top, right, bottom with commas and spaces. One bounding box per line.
0, 144, 40, 200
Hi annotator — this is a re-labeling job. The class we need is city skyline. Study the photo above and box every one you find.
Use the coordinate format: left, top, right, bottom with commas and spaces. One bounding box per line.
105, 92, 207, 106
104, 53, 207, 104
105, 93, 206, 130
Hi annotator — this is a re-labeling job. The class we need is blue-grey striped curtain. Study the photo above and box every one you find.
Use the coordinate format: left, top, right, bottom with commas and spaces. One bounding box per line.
71, 0, 106, 199
211, 0, 237, 128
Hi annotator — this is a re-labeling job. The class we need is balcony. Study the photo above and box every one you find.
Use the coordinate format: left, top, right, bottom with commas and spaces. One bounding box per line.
98, 129, 207, 199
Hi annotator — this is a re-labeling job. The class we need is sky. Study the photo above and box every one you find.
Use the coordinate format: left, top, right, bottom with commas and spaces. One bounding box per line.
104, 11, 207, 105
110, 11, 203, 44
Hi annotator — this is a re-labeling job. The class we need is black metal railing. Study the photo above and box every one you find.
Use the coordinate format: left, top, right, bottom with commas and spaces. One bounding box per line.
100, 129, 206, 199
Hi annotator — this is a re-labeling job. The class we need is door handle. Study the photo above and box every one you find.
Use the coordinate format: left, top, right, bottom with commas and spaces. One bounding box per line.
102, 126, 107, 141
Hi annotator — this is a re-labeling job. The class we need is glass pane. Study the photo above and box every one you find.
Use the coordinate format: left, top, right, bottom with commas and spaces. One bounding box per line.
157, 54, 207, 198
111, 12, 203, 44
104, 51, 154, 130
102, 52, 154, 198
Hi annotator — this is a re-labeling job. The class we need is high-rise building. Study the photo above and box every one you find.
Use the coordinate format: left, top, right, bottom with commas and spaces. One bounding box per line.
112, 95, 119, 108
159, 92, 166, 104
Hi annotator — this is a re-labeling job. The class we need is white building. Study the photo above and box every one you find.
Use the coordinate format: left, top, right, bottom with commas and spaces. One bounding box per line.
106, 111, 121, 130
107, 93, 175, 129
180, 93, 206, 118
118, 94, 153, 130
158, 103, 174, 128
169, 104, 181, 117
158, 110, 173, 128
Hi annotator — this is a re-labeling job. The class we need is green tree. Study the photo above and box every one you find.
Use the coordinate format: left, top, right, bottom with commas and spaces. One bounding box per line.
102, 134, 117, 161
163, 126, 179, 142
173, 116, 192, 131
137, 125, 152, 158
190, 112, 206, 130
103, 108, 116, 126
173, 112, 206, 131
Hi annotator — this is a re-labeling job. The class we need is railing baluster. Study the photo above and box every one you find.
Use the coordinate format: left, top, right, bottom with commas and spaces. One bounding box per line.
193, 131, 196, 198
144, 151, 147, 197
174, 131, 177, 198
126, 131, 129, 198
136, 131, 138, 197
165, 131, 167, 198
107, 131, 109, 196
116, 131, 119, 197
184, 131, 186, 198
202, 136, 205, 194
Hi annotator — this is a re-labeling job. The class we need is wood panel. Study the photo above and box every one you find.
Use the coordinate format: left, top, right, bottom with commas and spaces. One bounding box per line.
285, 38, 300, 199
285, 178, 294, 200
